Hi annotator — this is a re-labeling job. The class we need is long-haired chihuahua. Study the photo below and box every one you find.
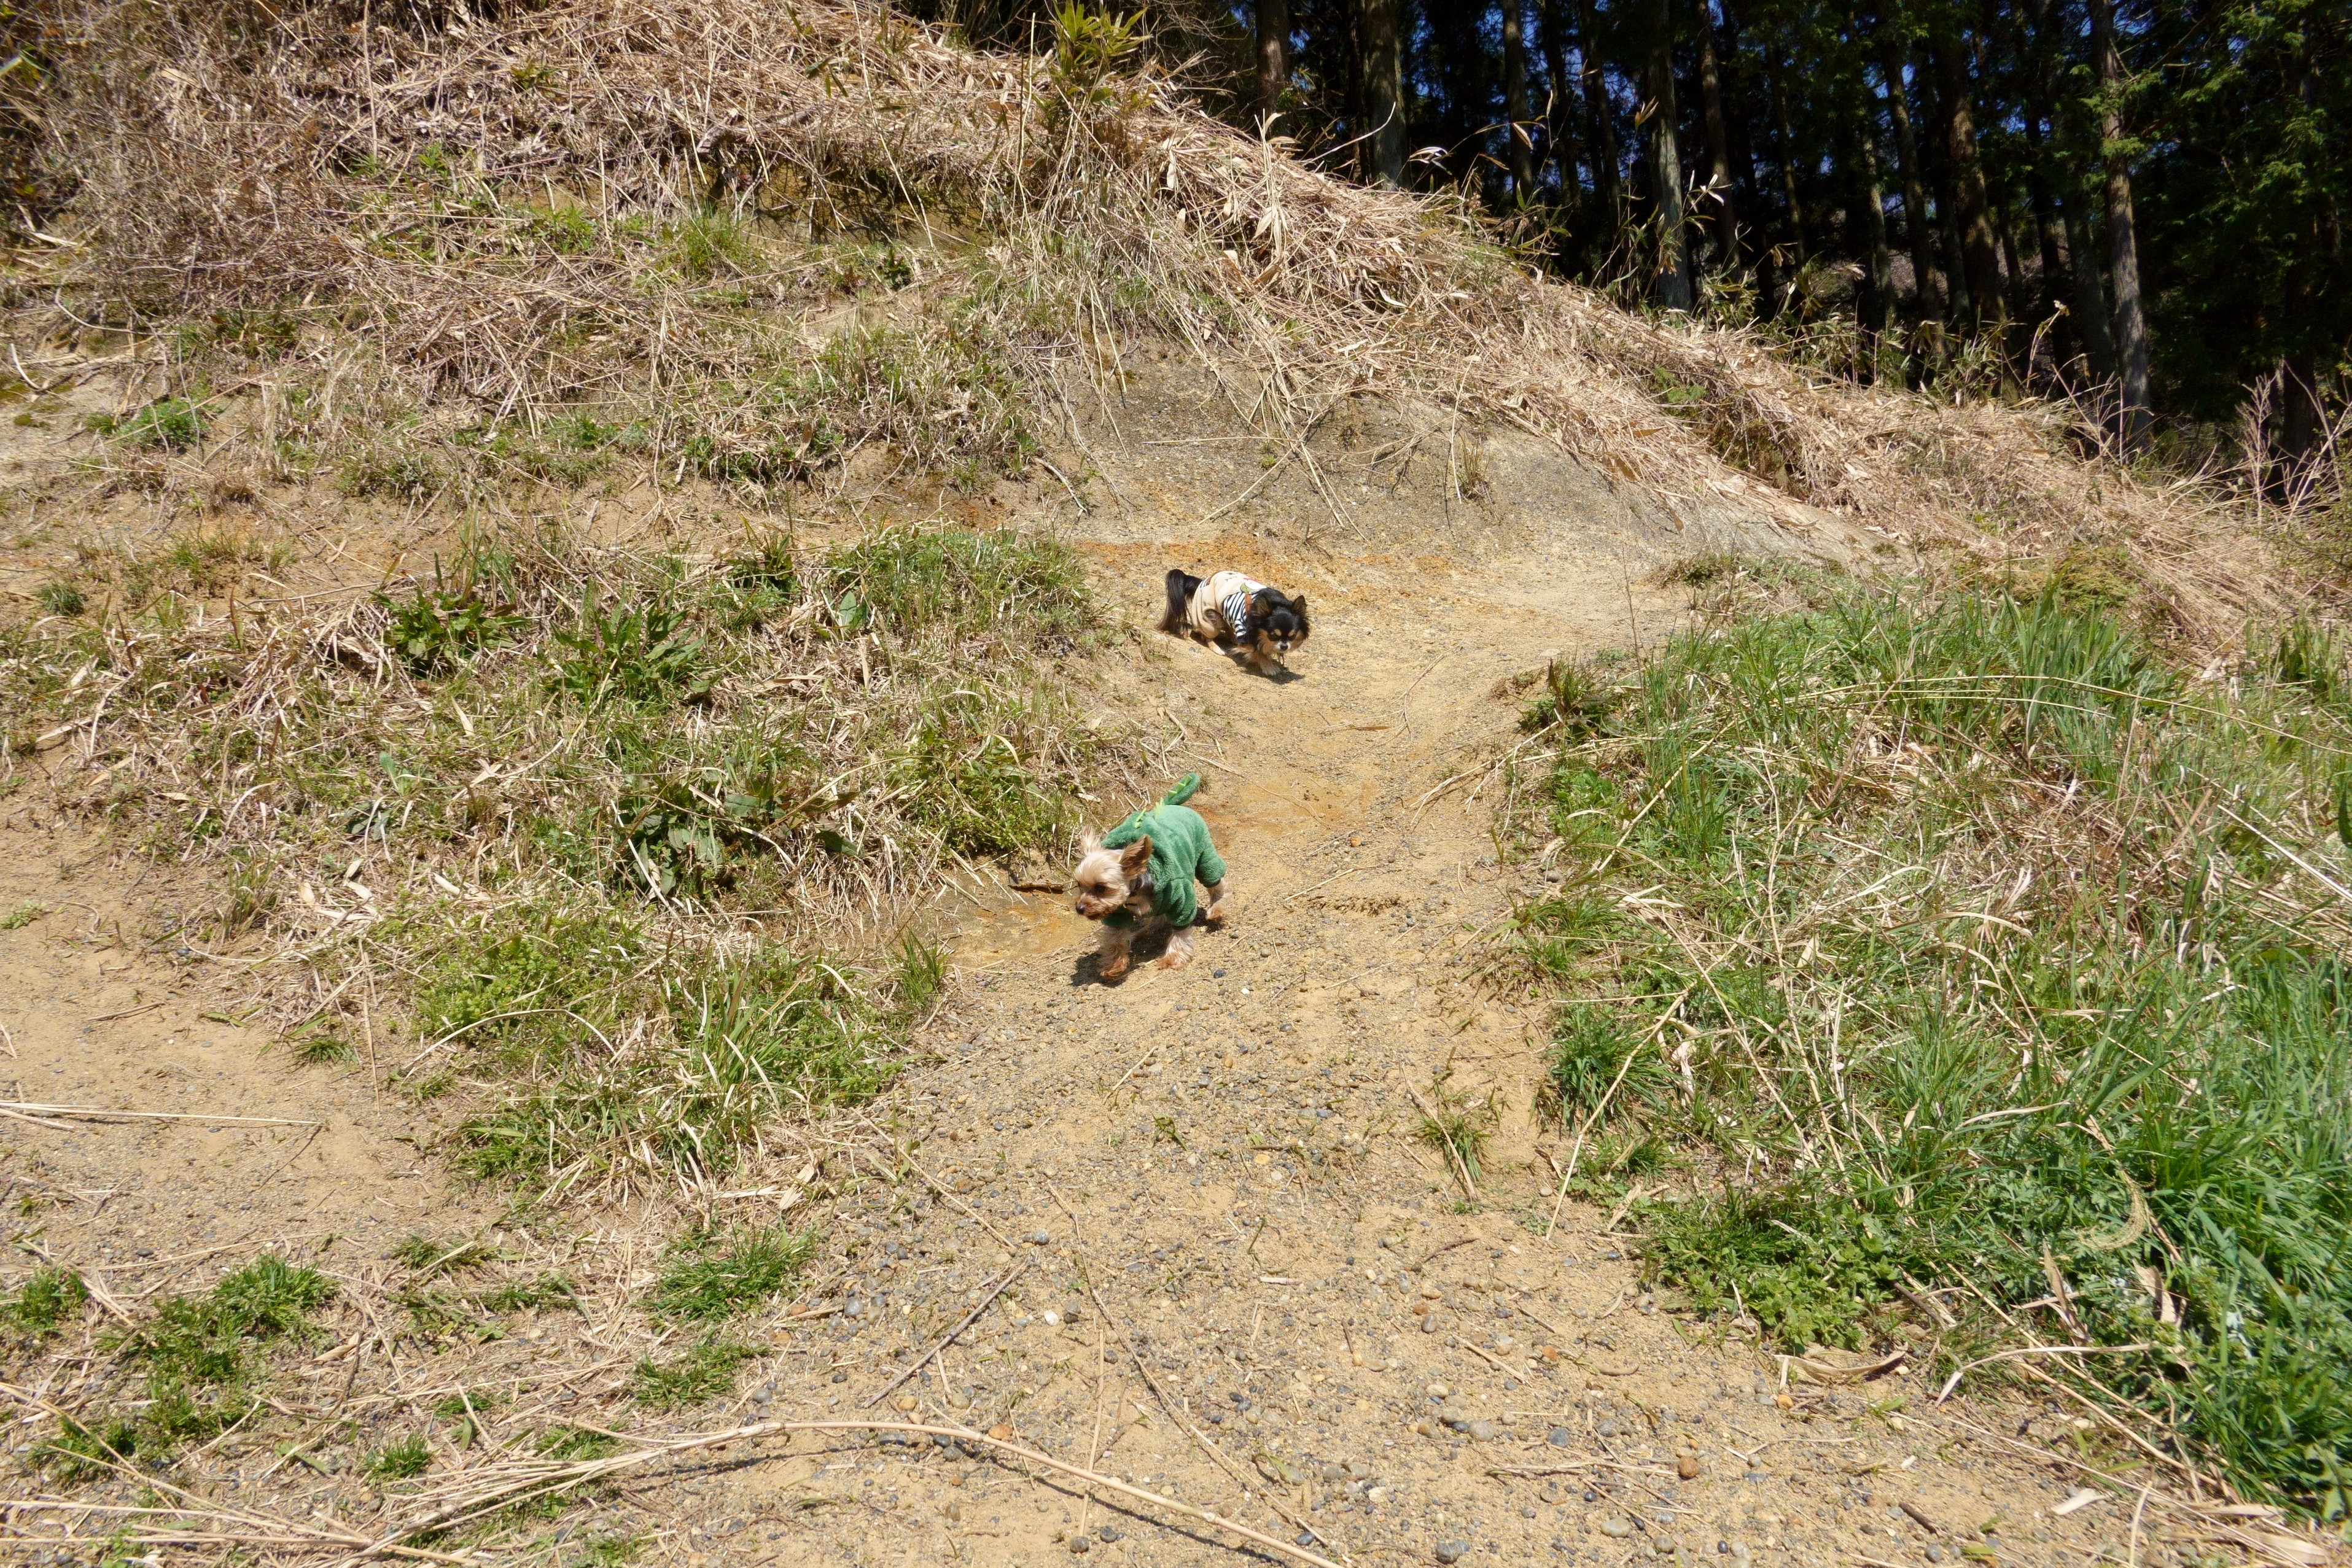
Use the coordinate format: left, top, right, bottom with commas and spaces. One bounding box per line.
1162, 567, 1310, 677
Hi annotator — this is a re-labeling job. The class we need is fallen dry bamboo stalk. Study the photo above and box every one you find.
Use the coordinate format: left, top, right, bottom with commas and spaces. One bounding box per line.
859, 1263, 1022, 1410
0, 1101, 318, 1127
377, 1418, 1343, 1568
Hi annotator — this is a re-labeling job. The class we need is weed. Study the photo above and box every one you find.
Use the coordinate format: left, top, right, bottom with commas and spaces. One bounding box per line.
383, 584, 521, 674
392, 1235, 494, 1277
2, 1267, 89, 1335
365, 1434, 434, 1481
890, 930, 948, 1019
478, 1274, 578, 1313
628, 1337, 755, 1410
1517, 657, 1621, 737
35, 583, 84, 618
550, 591, 711, 707
664, 211, 757, 281
537, 1425, 621, 1460
649, 1222, 820, 1322
653, 956, 894, 1164
1415, 1096, 1491, 1188
92, 396, 208, 449
290, 1027, 357, 1065
81, 1254, 334, 1464
38, 1416, 141, 1481
895, 682, 1083, 855
1545, 1004, 1668, 1125
0, 902, 45, 930
413, 910, 644, 1070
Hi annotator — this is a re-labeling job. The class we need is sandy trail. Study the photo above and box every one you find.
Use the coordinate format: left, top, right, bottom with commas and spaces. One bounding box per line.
701, 518, 2143, 1568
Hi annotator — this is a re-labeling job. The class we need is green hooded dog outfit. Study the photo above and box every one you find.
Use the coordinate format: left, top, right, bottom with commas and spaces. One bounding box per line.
1099, 775, 1225, 929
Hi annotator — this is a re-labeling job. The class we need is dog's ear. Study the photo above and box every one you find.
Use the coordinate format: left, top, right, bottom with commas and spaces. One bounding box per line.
1118, 836, 1153, 877
1290, 594, 1308, 624
1078, 829, 1102, 854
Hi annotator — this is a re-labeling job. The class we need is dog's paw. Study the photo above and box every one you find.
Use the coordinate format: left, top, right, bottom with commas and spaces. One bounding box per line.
1156, 948, 1193, 970
1099, 955, 1130, 980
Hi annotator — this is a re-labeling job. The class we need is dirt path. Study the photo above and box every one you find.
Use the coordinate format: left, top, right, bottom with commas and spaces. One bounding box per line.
696, 515, 2146, 1568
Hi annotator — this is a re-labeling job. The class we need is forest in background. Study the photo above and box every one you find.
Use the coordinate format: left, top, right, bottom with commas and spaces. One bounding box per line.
923, 0, 2346, 472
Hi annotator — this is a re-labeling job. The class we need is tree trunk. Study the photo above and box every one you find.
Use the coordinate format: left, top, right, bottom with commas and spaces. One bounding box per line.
1642, 0, 1692, 308
1573, 0, 1624, 236
2023, 109, 2073, 338
1256, 0, 1289, 128
2088, 0, 2151, 444
1877, 26, 1945, 322
1853, 118, 1893, 364
1927, 18, 2006, 333
1717, 0, 1774, 306
1504, 0, 1536, 195
2065, 197, 2117, 376
1362, 0, 1407, 188
1767, 43, 1806, 263
1537, 0, 1584, 200
1693, 0, 1739, 266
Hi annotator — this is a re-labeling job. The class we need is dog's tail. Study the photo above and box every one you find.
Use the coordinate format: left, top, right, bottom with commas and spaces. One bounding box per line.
1161, 772, 1202, 807
1161, 568, 1198, 633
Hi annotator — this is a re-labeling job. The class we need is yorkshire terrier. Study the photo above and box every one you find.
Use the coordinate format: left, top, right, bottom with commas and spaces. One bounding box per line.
1162, 567, 1310, 676
1070, 774, 1229, 979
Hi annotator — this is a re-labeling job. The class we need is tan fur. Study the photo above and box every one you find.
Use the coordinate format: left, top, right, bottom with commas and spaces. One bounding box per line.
1069, 830, 1229, 979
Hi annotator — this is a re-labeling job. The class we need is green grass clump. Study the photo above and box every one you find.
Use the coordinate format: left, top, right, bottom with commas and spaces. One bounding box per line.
44, 1254, 335, 1471
365, 1433, 435, 1480
1510, 584, 2352, 1515
628, 1337, 755, 1410
92, 395, 208, 449
35, 583, 85, 618
550, 591, 711, 708
446, 931, 903, 1189
2, 1267, 89, 1336
383, 585, 521, 674
894, 681, 1088, 856
478, 1273, 578, 1313
650, 1223, 820, 1322
823, 525, 1091, 647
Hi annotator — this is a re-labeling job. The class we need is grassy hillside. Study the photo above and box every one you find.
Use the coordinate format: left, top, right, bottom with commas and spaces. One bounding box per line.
1505, 572, 2352, 1519
7, 0, 2303, 637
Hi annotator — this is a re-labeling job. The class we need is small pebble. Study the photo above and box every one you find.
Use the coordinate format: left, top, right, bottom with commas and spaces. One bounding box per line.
1029, 1230, 1052, 1245
1678, 1453, 1700, 1479
1296, 1531, 1317, 1547
1098, 1526, 1121, 1543
894, 1395, 917, 1413
947, 1391, 972, 1409
1420, 1314, 1439, 1333
1651, 1538, 1677, 1556
1548, 1427, 1573, 1447
1068, 1535, 1090, 1554
1466, 1419, 1497, 1442
1042, 1310, 1061, 1326
1435, 1541, 1470, 1564
1427, 1383, 1451, 1397
1601, 1518, 1636, 1539
1925, 1548, 1946, 1564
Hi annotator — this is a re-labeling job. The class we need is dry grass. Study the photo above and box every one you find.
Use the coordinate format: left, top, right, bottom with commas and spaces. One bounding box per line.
10, 0, 2311, 646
